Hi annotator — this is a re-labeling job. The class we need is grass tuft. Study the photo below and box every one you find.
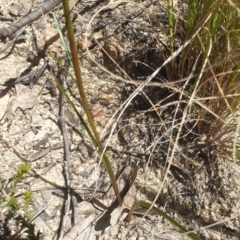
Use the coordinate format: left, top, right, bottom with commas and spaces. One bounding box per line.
172, 0, 240, 160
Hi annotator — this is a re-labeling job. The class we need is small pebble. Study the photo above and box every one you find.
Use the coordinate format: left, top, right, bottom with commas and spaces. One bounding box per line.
138, 237, 146, 240
24, 143, 32, 150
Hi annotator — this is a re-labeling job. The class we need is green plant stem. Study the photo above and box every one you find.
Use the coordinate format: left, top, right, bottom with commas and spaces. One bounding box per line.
128, 201, 200, 240
61, 1, 94, 139
61, 0, 121, 204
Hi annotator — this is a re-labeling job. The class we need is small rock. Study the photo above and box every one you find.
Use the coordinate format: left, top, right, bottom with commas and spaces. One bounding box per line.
8, 3, 19, 16
138, 237, 146, 240
24, 143, 32, 150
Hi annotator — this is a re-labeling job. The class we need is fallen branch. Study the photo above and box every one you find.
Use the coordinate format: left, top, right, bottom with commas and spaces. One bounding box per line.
0, 0, 61, 40
0, 28, 25, 54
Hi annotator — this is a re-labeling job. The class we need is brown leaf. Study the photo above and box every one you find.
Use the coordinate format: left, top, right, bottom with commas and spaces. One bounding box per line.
3, 84, 40, 126
94, 165, 138, 225
93, 165, 133, 209
110, 166, 137, 225
63, 201, 103, 240
63, 213, 97, 240
65, 166, 138, 239
12, 84, 38, 112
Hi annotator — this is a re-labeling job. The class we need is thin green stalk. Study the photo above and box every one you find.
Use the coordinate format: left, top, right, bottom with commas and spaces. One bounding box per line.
48, 53, 75, 82
128, 201, 200, 240
61, 0, 121, 204
52, 11, 73, 69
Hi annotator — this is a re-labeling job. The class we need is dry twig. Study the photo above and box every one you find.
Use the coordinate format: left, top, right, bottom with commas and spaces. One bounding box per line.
58, 58, 78, 240
0, 0, 61, 40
